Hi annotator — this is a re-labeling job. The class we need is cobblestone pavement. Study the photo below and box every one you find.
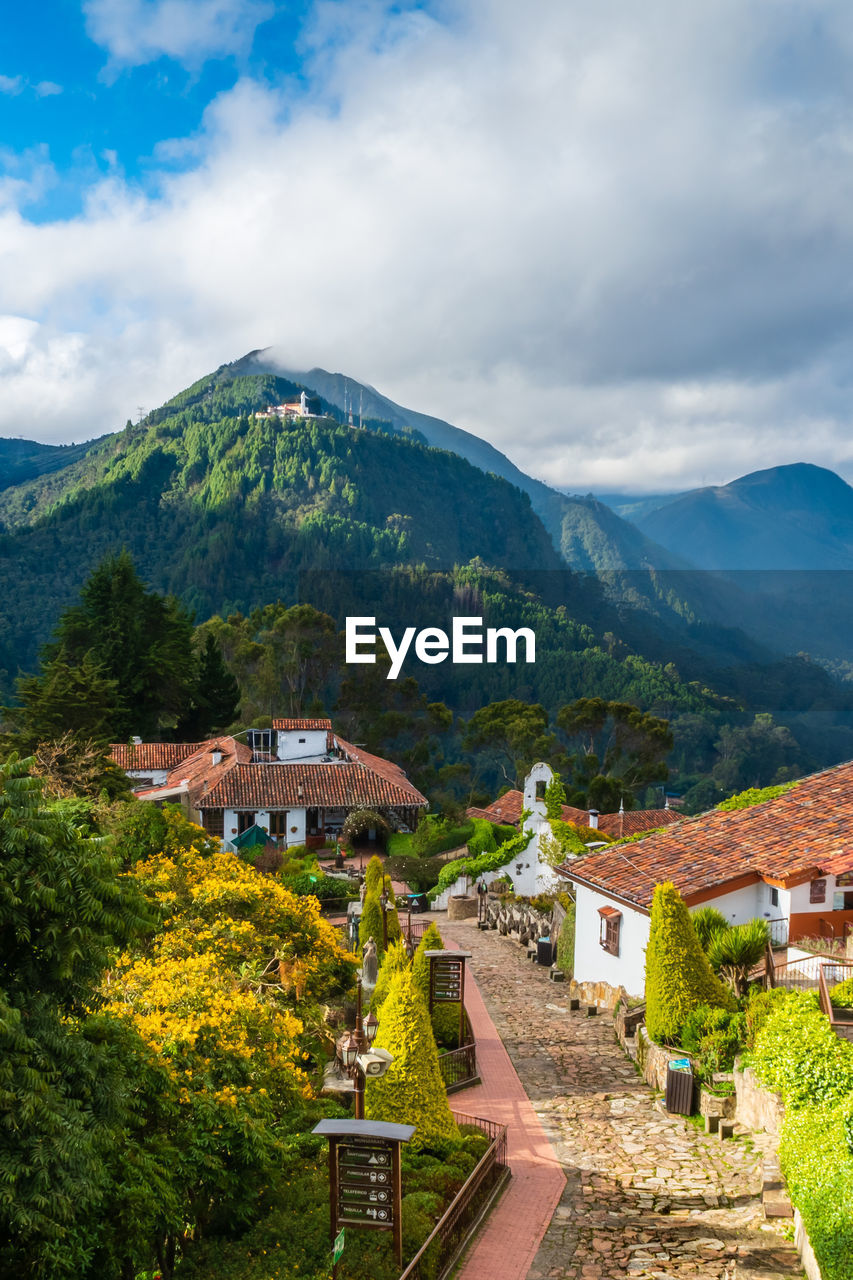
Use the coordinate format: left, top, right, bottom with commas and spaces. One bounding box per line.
446, 917, 803, 1280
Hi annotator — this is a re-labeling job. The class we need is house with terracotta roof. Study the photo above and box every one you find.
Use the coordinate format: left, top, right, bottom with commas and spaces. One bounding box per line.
467, 789, 682, 839
556, 761, 853, 1001
110, 720, 427, 850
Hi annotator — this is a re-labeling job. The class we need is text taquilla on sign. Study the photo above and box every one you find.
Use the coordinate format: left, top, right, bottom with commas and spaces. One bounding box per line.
345, 617, 536, 680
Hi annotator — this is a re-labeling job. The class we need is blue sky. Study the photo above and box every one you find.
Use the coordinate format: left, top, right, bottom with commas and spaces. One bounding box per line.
4, 1, 853, 493
0, 1, 313, 221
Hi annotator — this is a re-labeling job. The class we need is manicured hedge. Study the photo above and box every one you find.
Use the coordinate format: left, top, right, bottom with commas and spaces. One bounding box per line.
752, 990, 853, 1280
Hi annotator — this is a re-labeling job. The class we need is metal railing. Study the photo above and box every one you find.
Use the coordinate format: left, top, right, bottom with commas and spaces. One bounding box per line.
767, 917, 789, 948
398, 1112, 510, 1280
818, 960, 853, 1041
437, 1008, 478, 1093
765, 952, 839, 991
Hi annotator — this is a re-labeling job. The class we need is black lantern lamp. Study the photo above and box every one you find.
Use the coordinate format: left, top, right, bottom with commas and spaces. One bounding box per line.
365, 1009, 379, 1045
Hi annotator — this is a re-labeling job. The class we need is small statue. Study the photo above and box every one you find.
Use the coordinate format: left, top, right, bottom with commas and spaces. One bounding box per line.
362, 937, 379, 987
359, 874, 367, 904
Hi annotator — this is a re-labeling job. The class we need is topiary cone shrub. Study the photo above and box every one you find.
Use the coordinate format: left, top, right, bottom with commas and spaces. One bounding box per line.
365, 968, 459, 1148
359, 890, 385, 954
645, 881, 735, 1045
365, 854, 385, 896
370, 938, 410, 1013
411, 920, 460, 1047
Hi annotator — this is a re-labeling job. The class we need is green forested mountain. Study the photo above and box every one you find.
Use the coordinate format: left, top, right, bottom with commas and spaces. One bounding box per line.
0, 436, 104, 491
0, 371, 560, 683
3, 362, 853, 804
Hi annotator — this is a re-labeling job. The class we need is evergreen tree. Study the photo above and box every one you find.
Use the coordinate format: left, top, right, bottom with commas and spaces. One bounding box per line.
370, 938, 409, 1012
175, 633, 241, 739
645, 882, 735, 1044
365, 968, 459, 1148
364, 855, 384, 896
8, 653, 122, 747
46, 551, 196, 739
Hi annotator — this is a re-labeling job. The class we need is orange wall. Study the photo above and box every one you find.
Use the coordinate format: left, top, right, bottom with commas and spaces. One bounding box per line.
789, 910, 853, 943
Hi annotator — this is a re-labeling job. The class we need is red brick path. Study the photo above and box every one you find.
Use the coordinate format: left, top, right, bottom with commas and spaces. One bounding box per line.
444, 933, 566, 1280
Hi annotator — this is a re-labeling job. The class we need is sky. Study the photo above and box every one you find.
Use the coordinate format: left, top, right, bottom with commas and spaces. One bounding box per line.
4, 1, 853, 492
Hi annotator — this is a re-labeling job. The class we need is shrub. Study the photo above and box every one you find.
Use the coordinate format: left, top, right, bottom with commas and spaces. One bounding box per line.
411, 815, 473, 858
466, 818, 496, 858
429, 829, 533, 900
342, 807, 390, 845
830, 976, 853, 1008
365, 854, 385, 895
644, 882, 735, 1045
370, 938, 410, 1013
690, 906, 730, 950
716, 781, 797, 811
365, 968, 459, 1147
556, 906, 575, 978
744, 986, 789, 1050
779, 1101, 853, 1280
706, 918, 770, 997
679, 1004, 746, 1081
412, 923, 444, 1002
751, 990, 853, 1109
283, 871, 356, 904
359, 890, 385, 954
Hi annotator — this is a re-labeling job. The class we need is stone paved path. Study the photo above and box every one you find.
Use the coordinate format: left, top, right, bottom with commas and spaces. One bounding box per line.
444, 917, 804, 1280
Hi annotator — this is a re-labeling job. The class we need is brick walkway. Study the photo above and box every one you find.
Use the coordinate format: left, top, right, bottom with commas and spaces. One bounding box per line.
443, 917, 804, 1280
443, 931, 566, 1280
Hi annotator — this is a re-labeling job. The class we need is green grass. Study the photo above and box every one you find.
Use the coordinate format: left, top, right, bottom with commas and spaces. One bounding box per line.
387, 831, 415, 858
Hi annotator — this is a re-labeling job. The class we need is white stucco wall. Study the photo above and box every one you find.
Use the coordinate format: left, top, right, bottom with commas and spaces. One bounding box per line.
223, 806, 307, 847
573, 883, 649, 998
276, 728, 328, 760
691, 882, 766, 925
127, 768, 169, 786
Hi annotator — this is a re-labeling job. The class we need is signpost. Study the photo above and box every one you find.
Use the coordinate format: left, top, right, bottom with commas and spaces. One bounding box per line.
313, 1118, 415, 1270
425, 949, 471, 1048
332, 1228, 345, 1264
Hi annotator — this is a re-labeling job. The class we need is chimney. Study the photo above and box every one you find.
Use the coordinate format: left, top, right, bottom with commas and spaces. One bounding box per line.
664, 795, 669, 810
132, 735, 142, 745
211, 749, 222, 766
588, 809, 599, 830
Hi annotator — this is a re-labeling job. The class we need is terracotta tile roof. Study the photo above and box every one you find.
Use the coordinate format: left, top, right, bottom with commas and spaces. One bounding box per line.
558, 759, 853, 910
271, 718, 333, 731
334, 738, 426, 804
110, 742, 199, 772
467, 791, 682, 838
198, 761, 427, 811
471, 790, 525, 825
163, 736, 252, 804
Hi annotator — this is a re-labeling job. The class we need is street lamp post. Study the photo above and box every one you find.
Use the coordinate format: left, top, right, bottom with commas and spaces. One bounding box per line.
341, 978, 380, 1119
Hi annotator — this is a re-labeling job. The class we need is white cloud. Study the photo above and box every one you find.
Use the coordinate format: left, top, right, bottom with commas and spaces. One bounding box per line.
83, 0, 274, 68
6, 0, 853, 491
0, 74, 62, 97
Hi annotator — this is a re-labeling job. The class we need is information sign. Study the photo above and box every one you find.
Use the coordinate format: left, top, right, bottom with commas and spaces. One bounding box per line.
337, 1139, 396, 1227
313, 1117, 415, 1269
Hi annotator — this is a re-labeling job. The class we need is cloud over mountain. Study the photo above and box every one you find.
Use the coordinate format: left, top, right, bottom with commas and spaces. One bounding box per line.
4, 0, 853, 490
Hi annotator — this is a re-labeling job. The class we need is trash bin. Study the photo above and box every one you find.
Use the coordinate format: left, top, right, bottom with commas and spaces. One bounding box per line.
665, 1059, 694, 1114
537, 936, 554, 966
408, 893, 429, 913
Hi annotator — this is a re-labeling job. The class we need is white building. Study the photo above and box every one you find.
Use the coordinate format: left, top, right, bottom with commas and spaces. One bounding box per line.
111, 720, 427, 849
558, 760, 853, 999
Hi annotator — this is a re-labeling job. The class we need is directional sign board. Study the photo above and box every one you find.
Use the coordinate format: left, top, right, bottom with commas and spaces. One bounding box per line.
312, 1118, 415, 1268
338, 1137, 395, 1224
332, 1228, 345, 1263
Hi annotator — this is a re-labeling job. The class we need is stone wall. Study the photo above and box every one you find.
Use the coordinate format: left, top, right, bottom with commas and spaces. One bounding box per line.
733, 1060, 784, 1137
568, 976, 625, 1011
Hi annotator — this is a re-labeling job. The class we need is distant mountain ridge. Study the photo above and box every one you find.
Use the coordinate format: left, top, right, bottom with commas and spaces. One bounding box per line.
238, 351, 683, 572
602, 463, 853, 571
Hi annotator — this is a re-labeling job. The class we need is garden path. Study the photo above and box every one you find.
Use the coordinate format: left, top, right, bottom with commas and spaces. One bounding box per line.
441, 917, 804, 1280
